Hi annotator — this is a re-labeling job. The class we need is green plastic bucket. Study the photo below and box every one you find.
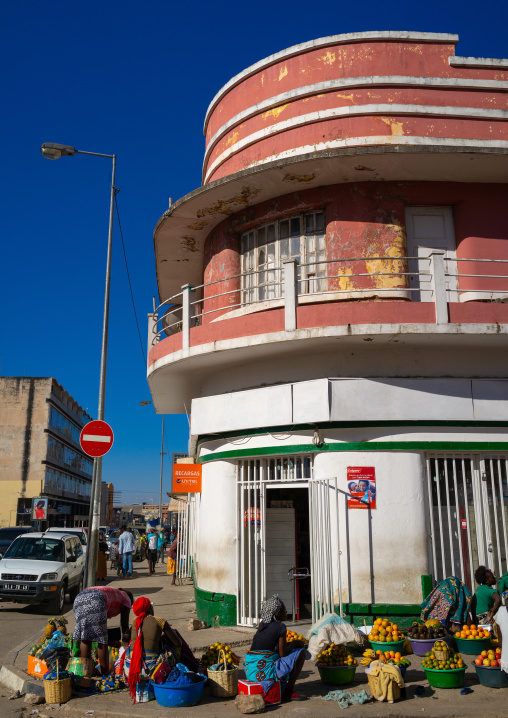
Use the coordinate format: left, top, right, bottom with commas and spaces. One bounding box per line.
369, 639, 406, 653
317, 665, 356, 685
474, 664, 508, 688
423, 665, 467, 689
455, 636, 491, 654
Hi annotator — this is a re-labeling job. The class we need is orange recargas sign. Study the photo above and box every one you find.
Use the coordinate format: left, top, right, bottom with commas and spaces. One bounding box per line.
172, 464, 202, 493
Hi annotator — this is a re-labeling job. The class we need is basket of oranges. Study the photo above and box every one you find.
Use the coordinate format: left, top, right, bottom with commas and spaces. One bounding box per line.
455, 624, 491, 654
316, 644, 357, 685
433, 640, 451, 662
368, 619, 405, 653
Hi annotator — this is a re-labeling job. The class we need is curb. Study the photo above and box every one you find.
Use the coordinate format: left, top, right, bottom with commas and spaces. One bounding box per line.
0, 628, 48, 697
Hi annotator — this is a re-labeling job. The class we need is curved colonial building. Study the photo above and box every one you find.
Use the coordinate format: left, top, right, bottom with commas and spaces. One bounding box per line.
148, 31, 508, 627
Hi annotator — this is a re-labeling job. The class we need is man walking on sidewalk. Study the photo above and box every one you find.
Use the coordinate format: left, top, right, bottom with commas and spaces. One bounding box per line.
119, 526, 135, 578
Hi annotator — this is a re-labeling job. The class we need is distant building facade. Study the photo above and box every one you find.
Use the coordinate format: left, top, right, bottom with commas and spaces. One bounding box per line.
0, 377, 93, 528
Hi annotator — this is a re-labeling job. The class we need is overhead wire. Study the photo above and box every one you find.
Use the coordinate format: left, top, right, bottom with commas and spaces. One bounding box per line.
114, 195, 146, 367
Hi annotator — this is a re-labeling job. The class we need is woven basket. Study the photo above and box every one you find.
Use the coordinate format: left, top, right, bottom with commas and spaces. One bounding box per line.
367, 672, 401, 702
433, 642, 451, 662
43, 661, 72, 705
207, 649, 238, 698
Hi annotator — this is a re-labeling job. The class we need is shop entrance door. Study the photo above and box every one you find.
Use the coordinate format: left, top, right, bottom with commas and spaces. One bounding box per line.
426, 454, 508, 589
237, 457, 311, 626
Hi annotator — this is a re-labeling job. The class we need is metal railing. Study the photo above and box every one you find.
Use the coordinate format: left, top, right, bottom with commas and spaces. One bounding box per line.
148, 253, 508, 352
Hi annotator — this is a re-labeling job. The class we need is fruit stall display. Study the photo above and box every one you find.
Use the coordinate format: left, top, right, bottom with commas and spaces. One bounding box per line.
200, 643, 240, 670
316, 644, 357, 685
368, 619, 405, 651
361, 649, 411, 677
407, 621, 446, 656
286, 629, 308, 646
473, 647, 508, 688
421, 651, 467, 689
454, 624, 491, 654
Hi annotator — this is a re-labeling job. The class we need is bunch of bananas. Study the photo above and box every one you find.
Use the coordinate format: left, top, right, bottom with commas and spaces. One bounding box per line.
360, 648, 376, 666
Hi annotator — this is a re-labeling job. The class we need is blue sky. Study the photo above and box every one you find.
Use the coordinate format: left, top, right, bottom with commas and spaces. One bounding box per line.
1, 0, 506, 503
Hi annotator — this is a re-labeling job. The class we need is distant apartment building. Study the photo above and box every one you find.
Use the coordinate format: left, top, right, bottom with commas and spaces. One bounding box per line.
0, 377, 93, 528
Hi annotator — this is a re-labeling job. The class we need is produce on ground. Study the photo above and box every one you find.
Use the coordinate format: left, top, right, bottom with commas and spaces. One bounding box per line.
474, 647, 502, 667
286, 629, 307, 645
361, 648, 410, 668
316, 643, 357, 667
422, 651, 464, 670
408, 621, 445, 640
200, 642, 240, 669
29, 617, 70, 657
368, 619, 403, 643
457, 624, 490, 639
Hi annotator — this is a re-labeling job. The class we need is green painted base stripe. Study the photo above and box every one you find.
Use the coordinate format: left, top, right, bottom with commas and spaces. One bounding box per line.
198, 420, 508, 447
199, 441, 508, 463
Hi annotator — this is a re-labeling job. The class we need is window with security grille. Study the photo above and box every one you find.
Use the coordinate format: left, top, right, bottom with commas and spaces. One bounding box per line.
240, 211, 326, 304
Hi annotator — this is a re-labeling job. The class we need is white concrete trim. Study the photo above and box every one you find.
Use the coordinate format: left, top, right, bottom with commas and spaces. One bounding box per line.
450, 56, 508, 69
204, 75, 508, 165
203, 32, 460, 133
459, 291, 508, 303
147, 322, 508, 380
205, 117, 508, 182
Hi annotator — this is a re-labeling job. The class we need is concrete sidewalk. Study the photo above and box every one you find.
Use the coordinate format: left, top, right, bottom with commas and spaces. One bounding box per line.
2, 560, 508, 716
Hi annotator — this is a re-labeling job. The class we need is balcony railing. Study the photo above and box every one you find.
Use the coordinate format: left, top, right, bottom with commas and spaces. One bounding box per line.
149, 253, 508, 351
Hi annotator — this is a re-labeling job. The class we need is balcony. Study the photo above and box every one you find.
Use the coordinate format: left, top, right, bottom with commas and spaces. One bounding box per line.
147, 254, 508, 413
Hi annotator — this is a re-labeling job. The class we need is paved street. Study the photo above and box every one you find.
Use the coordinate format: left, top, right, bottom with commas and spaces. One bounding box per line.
1, 558, 508, 716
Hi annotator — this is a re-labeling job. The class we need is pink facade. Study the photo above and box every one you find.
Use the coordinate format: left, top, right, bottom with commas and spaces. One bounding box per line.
149, 31, 508, 372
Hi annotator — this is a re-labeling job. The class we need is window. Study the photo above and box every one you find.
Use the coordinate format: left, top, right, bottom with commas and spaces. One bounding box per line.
240, 211, 326, 304
44, 467, 92, 499
47, 437, 93, 476
49, 406, 81, 445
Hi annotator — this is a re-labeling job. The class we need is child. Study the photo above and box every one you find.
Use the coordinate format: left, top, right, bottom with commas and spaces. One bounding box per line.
473, 566, 501, 625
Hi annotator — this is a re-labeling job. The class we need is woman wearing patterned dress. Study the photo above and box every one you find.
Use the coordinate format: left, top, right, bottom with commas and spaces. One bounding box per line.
73, 585, 133, 675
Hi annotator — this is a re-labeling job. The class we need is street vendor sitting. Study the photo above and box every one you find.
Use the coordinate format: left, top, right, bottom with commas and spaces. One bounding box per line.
246, 595, 309, 702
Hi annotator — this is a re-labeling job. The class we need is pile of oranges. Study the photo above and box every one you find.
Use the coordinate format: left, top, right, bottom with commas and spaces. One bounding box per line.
317, 643, 357, 667
286, 630, 307, 645
368, 618, 403, 643
456, 624, 490, 639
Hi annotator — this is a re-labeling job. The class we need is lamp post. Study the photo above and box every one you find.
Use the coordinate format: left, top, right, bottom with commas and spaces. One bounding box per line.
140, 401, 167, 537
41, 142, 116, 587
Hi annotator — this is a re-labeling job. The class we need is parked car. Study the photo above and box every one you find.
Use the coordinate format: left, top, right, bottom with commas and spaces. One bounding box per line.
0, 532, 85, 614
46, 527, 88, 557
0, 527, 34, 556
106, 528, 143, 562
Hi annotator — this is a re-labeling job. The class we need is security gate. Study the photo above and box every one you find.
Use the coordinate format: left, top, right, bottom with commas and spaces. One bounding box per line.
237, 457, 311, 626
176, 494, 198, 581
426, 454, 508, 589
309, 477, 343, 623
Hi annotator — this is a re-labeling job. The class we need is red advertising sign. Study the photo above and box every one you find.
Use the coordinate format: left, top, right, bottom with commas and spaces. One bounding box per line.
173, 464, 202, 493
244, 507, 261, 527
347, 467, 376, 509
80, 420, 114, 457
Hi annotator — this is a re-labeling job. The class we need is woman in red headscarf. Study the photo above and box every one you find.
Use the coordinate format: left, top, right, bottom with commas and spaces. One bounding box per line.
122, 596, 181, 702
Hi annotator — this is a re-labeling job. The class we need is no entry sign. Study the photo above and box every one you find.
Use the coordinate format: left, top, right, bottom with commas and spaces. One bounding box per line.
80, 420, 114, 458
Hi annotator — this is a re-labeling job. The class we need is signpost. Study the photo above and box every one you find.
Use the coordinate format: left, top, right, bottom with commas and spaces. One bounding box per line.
80, 421, 114, 587
80, 420, 114, 457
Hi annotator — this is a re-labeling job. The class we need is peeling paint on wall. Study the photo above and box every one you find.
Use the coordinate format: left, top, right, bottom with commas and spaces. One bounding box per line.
380, 117, 405, 136
319, 51, 336, 66
282, 172, 316, 184
278, 65, 288, 81
181, 236, 199, 252
197, 186, 261, 218
187, 221, 208, 230
262, 103, 289, 120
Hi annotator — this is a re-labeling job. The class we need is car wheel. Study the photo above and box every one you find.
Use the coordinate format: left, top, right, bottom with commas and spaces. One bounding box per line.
70, 575, 83, 602
44, 583, 66, 615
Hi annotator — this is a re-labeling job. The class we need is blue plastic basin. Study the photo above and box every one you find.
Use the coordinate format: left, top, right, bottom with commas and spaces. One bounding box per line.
151, 676, 206, 707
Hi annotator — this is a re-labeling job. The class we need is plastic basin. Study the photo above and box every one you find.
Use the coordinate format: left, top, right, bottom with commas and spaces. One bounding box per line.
474, 664, 508, 688
409, 638, 436, 656
151, 676, 206, 707
317, 665, 356, 685
422, 665, 467, 689
369, 639, 406, 654
455, 636, 491, 654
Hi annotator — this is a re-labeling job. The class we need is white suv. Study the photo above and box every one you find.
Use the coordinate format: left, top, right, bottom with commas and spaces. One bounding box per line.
0, 532, 85, 614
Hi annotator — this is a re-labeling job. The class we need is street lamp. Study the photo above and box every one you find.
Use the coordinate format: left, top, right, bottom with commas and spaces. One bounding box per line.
41, 142, 116, 588
140, 401, 167, 534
